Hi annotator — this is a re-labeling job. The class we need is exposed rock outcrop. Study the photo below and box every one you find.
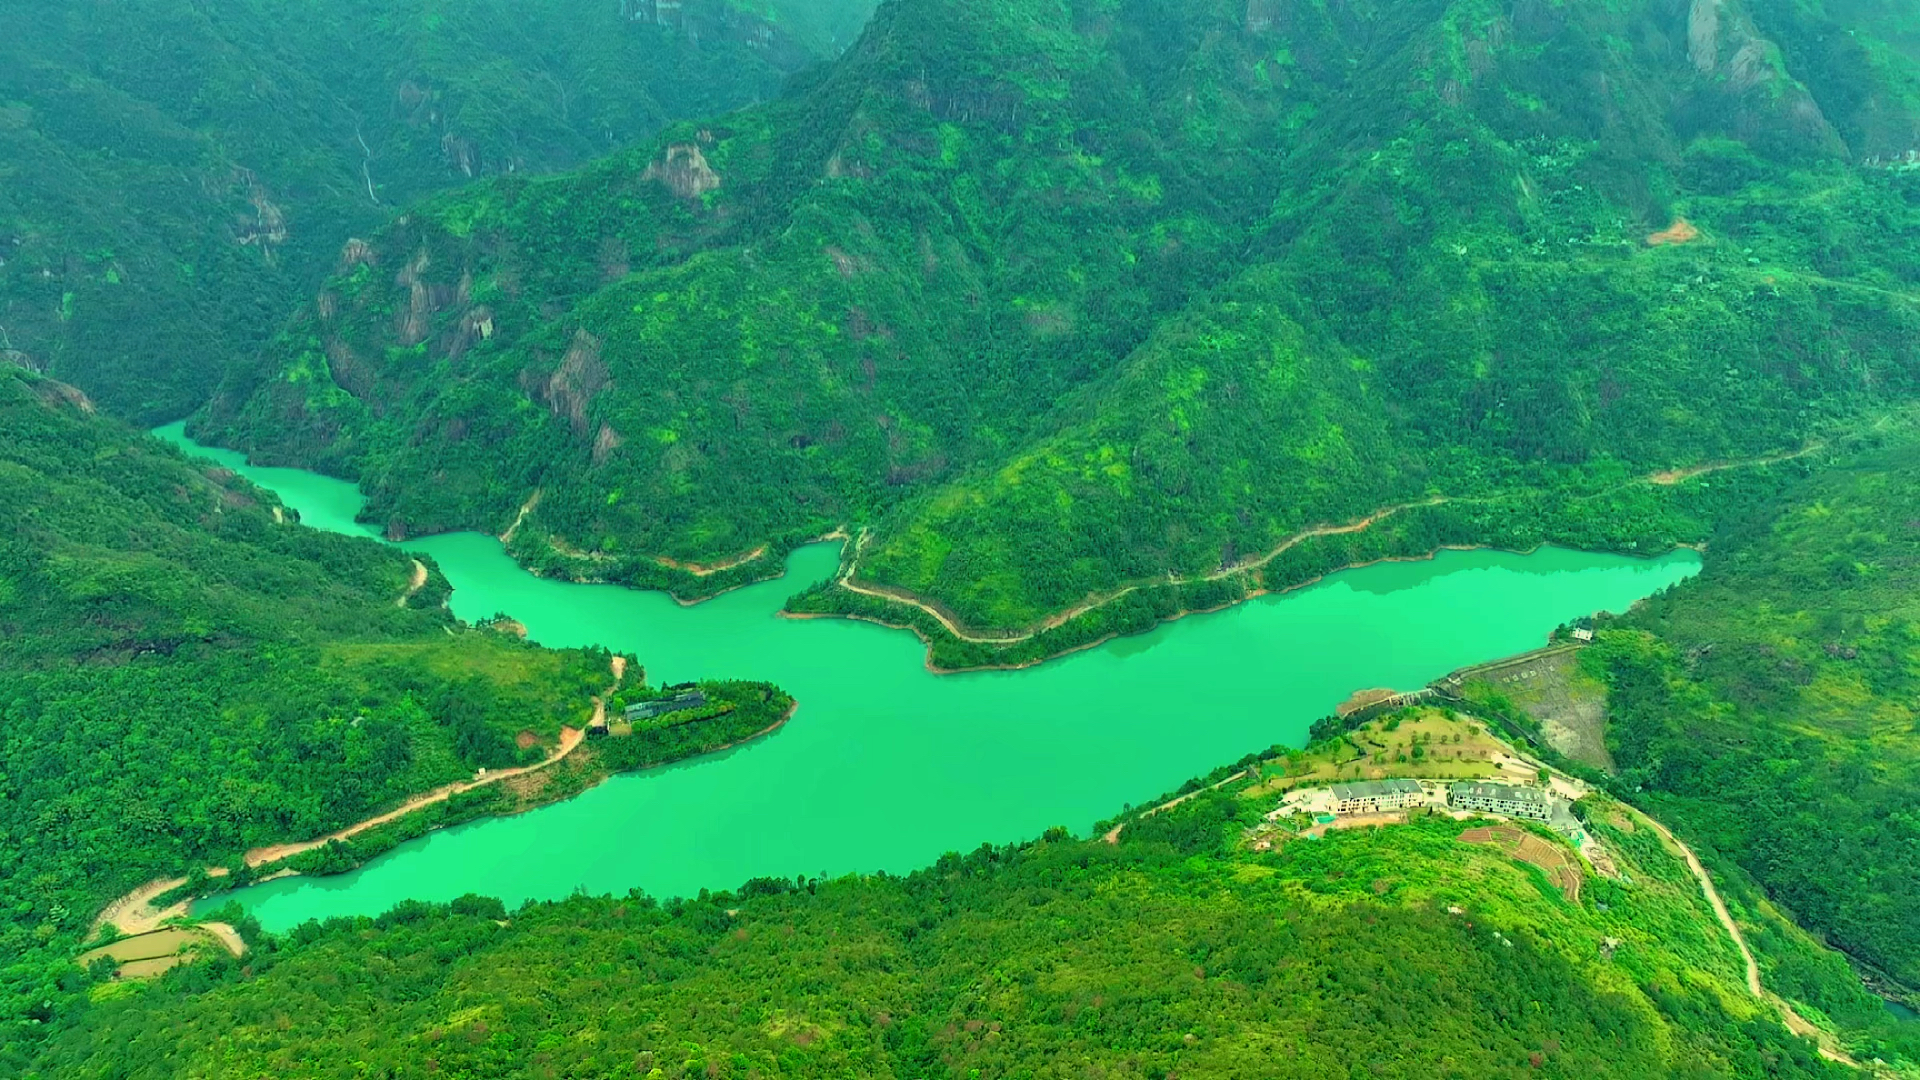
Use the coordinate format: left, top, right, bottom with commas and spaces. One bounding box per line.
643, 143, 721, 200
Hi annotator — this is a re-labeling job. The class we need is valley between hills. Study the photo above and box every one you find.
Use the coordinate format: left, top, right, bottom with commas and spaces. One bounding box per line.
4, 0, 1920, 1075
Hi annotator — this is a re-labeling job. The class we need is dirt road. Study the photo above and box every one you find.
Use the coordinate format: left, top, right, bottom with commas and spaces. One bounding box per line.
834, 447, 1826, 650
242, 724, 586, 867
94, 656, 623, 938
1627, 807, 1859, 1068
1103, 771, 1250, 844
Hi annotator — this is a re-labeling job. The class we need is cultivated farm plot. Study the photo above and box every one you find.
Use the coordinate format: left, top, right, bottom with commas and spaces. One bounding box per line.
1460, 825, 1583, 903
76, 926, 234, 980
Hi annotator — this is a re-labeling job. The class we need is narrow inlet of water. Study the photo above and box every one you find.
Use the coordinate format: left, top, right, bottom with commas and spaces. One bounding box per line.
155, 425, 1700, 929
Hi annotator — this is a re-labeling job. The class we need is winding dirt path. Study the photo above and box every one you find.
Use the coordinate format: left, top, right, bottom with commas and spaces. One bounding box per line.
91, 876, 188, 938
837, 446, 1826, 648
241, 725, 587, 867
1648, 443, 1824, 486
653, 546, 768, 577
1103, 771, 1250, 845
839, 501, 1446, 646
90, 867, 234, 940
94, 656, 625, 936
1626, 806, 1859, 1068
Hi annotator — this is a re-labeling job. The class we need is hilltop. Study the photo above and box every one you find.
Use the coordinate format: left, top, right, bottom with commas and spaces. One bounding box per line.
194, 0, 1920, 665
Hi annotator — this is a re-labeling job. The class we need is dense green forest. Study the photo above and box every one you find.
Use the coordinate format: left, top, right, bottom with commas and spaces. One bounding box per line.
0, 0, 876, 422
1590, 419, 1920, 989
194, 0, 1920, 651
0, 366, 786, 1065
22, 755, 1912, 1078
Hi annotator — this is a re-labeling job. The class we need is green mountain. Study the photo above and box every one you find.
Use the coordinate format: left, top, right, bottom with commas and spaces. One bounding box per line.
0, 365, 786, 1062
196, 0, 1920, 662
24, 754, 1913, 1078
1591, 418, 1920, 988
0, 0, 876, 423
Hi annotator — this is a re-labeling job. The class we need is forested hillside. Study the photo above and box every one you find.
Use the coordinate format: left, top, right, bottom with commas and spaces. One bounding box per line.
195, 0, 1920, 657
1592, 420, 1920, 989
0, 0, 876, 422
0, 365, 787, 1064
23, 759, 1909, 1078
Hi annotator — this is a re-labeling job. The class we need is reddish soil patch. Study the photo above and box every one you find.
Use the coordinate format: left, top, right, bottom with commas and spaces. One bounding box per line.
1647, 218, 1702, 246
515, 730, 539, 751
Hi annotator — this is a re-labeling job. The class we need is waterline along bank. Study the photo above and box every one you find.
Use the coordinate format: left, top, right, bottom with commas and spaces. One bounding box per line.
154, 425, 1700, 930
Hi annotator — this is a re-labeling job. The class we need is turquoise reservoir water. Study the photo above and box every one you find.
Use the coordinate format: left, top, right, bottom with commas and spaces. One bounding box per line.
155, 425, 1699, 929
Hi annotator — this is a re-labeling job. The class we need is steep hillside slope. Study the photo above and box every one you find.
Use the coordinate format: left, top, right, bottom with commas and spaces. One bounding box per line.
198, 0, 1920, 658
1592, 420, 1920, 988
24, 761, 1906, 1078
0, 0, 877, 421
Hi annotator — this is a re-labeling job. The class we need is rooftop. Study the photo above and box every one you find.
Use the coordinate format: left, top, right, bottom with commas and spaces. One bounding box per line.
1450, 781, 1550, 804
1330, 779, 1423, 800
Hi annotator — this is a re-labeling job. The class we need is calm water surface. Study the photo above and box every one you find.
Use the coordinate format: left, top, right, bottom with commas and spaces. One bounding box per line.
155, 425, 1700, 929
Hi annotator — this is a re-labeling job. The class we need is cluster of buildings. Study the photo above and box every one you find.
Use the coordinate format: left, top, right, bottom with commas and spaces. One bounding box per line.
623, 690, 708, 723
589, 690, 710, 738
1324, 778, 1572, 826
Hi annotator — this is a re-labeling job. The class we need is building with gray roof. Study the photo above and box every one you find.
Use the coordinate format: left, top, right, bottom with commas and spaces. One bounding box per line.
1449, 781, 1554, 821
1330, 779, 1425, 815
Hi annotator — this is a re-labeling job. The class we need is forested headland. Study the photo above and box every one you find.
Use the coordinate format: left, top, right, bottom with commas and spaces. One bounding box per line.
0, 367, 788, 1064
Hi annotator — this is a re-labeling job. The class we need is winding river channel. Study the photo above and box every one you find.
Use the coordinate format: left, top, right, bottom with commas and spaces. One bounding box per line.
156, 425, 1700, 930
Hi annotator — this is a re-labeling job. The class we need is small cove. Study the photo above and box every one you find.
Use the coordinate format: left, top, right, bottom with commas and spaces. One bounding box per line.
155, 425, 1701, 930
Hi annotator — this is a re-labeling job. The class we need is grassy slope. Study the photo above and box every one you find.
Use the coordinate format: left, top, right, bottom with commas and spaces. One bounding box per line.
1591, 420, 1920, 987
196, 0, 1920, 641
0, 0, 876, 422
22, 773, 1895, 1078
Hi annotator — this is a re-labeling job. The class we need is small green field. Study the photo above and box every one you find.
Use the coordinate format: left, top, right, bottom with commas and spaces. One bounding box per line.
74, 928, 231, 981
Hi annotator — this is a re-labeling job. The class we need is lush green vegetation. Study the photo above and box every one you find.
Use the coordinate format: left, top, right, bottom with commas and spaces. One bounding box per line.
0, 0, 875, 422
23, 752, 1911, 1078
1590, 421, 1920, 989
197, 0, 1920, 652
0, 367, 787, 1065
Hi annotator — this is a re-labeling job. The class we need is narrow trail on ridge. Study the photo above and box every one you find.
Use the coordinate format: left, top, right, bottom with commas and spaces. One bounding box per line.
836, 501, 1444, 646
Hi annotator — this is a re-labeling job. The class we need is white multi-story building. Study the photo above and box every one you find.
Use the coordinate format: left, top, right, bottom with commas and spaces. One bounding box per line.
1330, 779, 1425, 815
1449, 781, 1553, 821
